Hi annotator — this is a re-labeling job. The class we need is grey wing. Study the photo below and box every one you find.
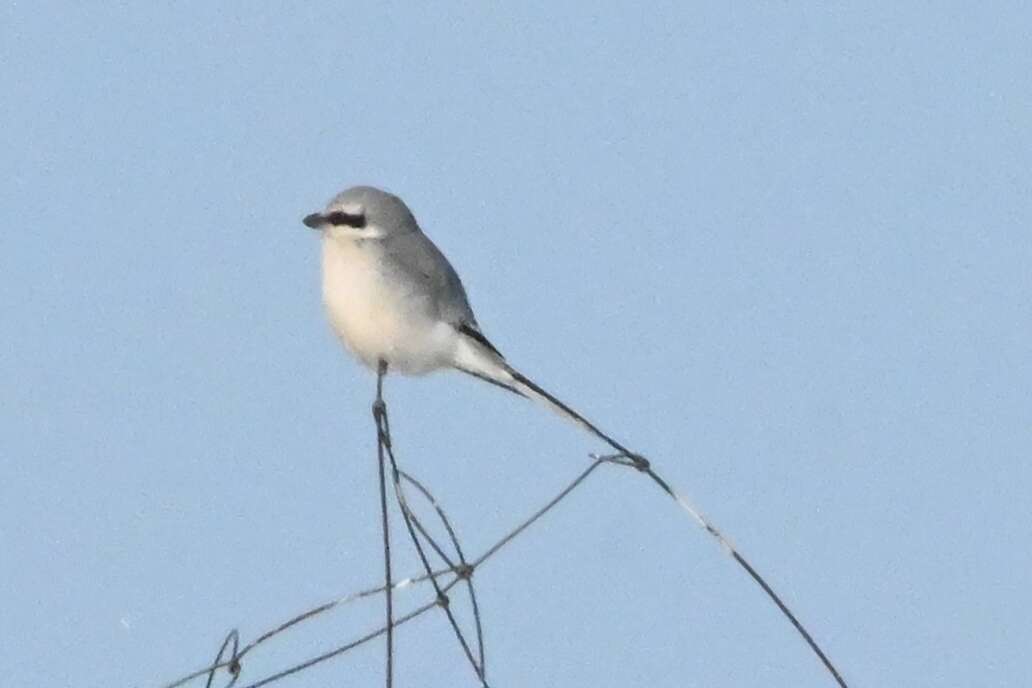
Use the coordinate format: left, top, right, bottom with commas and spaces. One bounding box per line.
383, 231, 478, 326
385, 232, 515, 394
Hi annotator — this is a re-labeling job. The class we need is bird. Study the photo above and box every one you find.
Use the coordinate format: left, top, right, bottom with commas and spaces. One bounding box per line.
302, 184, 636, 459
301, 187, 851, 688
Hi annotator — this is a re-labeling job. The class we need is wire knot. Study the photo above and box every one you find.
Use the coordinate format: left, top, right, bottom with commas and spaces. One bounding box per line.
455, 563, 474, 580
436, 592, 450, 608
629, 453, 650, 472
228, 659, 241, 676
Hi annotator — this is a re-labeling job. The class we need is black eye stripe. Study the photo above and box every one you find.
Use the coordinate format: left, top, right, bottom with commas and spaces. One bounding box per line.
325, 211, 367, 228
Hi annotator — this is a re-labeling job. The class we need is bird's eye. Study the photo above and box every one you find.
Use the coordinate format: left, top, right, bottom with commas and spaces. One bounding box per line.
325, 211, 367, 228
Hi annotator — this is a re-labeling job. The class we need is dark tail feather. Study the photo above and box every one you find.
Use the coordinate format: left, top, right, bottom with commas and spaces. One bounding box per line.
456, 366, 528, 399
507, 368, 635, 458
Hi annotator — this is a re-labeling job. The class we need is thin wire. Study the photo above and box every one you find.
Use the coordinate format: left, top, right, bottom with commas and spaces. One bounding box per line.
472, 459, 606, 568
585, 438, 849, 687
160, 385, 849, 687
160, 571, 456, 688
374, 361, 394, 688
203, 630, 239, 688
639, 465, 846, 687
237, 583, 459, 688
378, 395, 488, 685
160, 457, 614, 688
399, 470, 486, 675
506, 361, 848, 686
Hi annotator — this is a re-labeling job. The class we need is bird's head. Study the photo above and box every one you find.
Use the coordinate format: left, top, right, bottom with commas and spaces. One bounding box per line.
302, 185, 419, 241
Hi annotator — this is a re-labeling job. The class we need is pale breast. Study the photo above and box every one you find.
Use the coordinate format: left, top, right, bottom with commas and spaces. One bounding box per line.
321, 236, 456, 374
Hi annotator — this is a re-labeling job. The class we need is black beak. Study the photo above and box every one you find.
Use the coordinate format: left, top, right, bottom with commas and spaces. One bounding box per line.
302, 212, 324, 229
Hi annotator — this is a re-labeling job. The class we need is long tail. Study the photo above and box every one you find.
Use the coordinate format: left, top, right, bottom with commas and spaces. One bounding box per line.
452, 326, 634, 457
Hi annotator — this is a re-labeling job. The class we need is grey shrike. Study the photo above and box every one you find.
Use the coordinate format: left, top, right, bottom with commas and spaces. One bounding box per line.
300, 186, 852, 688
302, 185, 634, 457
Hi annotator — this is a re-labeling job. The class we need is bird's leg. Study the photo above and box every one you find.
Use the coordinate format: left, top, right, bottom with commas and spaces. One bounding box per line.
373, 359, 394, 688
374, 360, 387, 419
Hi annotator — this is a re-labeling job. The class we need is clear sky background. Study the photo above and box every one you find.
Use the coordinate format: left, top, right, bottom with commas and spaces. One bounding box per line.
2, 4, 1030, 687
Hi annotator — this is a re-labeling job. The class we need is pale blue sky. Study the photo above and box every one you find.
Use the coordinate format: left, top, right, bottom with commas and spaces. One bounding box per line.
2, 3, 1030, 687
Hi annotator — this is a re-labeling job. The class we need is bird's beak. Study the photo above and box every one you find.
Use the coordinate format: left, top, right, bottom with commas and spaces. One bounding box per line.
302, 213, 324, 229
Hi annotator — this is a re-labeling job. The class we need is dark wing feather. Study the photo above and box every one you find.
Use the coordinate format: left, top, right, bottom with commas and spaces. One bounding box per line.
458, 322, 505, 359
